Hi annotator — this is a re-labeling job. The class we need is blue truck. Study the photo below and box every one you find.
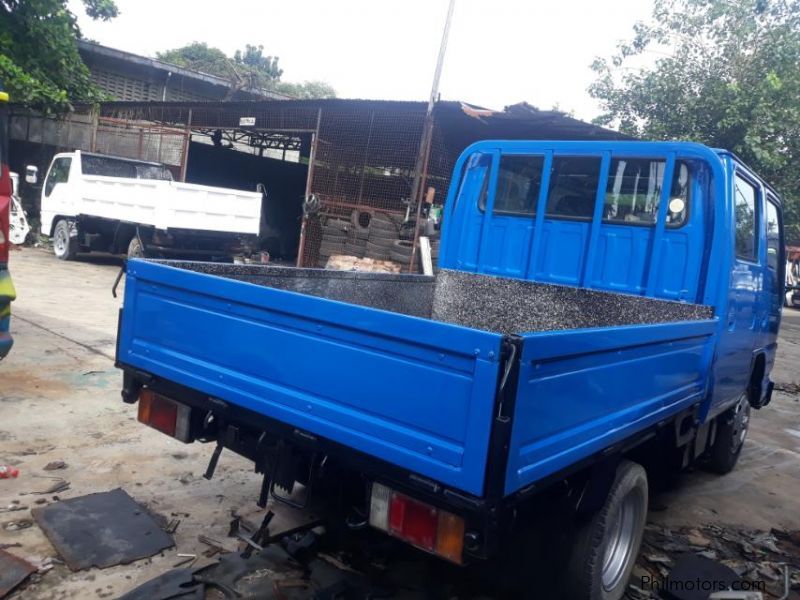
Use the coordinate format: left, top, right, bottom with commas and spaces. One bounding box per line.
116, 140, 784, 599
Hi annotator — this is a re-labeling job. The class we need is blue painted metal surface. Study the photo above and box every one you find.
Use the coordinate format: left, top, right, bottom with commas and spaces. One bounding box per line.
118, 259, 503, 495
504, 319, 717, 494
119, 139, 785, 499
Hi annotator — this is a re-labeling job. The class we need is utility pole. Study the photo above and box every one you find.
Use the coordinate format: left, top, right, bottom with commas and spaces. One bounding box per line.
409, 0, 456, 272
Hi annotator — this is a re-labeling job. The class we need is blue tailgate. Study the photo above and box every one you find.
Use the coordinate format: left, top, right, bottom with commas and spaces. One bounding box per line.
118, 260, 504, 496
504, 319, 717, 495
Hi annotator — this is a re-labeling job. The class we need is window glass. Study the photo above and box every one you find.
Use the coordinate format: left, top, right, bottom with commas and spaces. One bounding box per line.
765, 199, 781, 271
488, 155, 544, 215
734, 175, 758, 261
81, 155, 173, 181
603, 159, 690, 226
44, 157, 71, 197
546, 157, 601, 219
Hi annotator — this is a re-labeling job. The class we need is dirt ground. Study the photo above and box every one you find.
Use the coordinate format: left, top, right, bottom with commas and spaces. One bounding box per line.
2, 246, 800, 599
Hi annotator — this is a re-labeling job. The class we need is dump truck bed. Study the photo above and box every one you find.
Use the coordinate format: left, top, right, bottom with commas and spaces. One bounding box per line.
117, 260, 716, 497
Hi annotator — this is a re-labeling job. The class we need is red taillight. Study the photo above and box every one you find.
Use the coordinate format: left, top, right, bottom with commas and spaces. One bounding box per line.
369, 482, 465, 563
389, 492, 438, 550
137, 389, 192, 442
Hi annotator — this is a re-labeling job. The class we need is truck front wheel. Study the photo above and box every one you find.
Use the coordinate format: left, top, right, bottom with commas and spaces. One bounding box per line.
705, 394, 750, 474
565, 460, 648, 600
53, 219, 78, 261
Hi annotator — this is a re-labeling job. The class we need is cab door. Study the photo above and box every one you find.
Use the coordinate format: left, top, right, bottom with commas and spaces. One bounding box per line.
712, 167, 762, 413
40, 155, 73, 234
757, 193, 784, 387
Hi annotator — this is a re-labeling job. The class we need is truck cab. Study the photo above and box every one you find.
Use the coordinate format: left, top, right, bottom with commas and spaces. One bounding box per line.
0, 86, 15, 360
441, 141, 783, 421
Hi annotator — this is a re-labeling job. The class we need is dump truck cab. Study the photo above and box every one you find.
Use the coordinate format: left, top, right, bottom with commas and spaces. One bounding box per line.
0, 85, 15, 360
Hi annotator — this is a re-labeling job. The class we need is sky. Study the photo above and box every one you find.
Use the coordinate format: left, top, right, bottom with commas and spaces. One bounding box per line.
69, 0, 656, 122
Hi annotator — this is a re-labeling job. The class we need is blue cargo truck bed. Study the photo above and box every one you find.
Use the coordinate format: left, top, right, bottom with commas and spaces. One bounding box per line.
117, 259, 716, 498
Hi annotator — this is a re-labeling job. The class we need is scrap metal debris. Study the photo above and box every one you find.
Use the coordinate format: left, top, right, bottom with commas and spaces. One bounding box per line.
3, 519, 33, 531
773, 381, 800, 395
43, 460, 67, 471
31, 488, 174, 571
627, 524, 800, 599
0, 549, 36, 598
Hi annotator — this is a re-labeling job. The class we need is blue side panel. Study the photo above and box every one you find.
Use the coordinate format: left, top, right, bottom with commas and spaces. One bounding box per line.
119, 260, 503, 496
480, 215, 533, 278
533, 220, 587, 285
590, 226, 650, 293
504, 319, 717, 495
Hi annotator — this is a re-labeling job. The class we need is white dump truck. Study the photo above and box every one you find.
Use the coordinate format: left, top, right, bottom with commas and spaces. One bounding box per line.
35, 151, 263, 260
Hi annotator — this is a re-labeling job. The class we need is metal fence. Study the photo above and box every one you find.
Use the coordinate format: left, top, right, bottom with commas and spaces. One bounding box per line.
10, 99, 618, 269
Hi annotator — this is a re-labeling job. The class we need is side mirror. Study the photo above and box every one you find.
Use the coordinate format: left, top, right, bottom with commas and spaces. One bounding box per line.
25, 165, 38, 184
256, 183, 267, 195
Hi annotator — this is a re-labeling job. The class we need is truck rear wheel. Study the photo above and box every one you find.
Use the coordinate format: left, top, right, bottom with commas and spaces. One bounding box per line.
564, 460, 648, 600
705, 394, 750, 474
127, 236, 145, 259
53, 219, 78, 261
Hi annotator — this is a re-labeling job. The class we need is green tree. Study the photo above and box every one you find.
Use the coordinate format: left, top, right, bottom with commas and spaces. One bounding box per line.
0, 0, 118, 113
590, 0, 800, 243
157, 42, 336, 99
274, 80, 337, 99
157, 42, 232, 80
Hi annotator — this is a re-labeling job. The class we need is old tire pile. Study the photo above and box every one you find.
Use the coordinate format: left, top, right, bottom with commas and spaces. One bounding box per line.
318, 210, 409, 269
365, 212, 400, 262
317, 218, 352, 267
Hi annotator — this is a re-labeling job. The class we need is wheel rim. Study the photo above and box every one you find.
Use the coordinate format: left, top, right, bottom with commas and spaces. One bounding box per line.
54, 226, 68, 256
730, 395, 751, 453
601, 488, 644, 592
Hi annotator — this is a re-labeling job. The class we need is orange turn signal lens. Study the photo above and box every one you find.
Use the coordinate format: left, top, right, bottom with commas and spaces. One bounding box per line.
435, 510, 466, 563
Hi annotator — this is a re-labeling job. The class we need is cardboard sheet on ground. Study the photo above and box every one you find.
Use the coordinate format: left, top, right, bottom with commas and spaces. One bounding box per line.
31, 488, 174, 571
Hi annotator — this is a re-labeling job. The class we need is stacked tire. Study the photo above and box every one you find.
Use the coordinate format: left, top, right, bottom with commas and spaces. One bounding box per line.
365, 212, 400, 262
317, 210, 416, 270
318, 218, 351, 267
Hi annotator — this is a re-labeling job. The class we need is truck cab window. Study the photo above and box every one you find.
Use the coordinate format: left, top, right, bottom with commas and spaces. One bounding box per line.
82, 155, 173, 181
44, 157, 71, 197
546, 156, 601, 219
765, 198, 781, 271
488, 155, 544, 215
603, 159, 690, 226
734, 174, 758, 261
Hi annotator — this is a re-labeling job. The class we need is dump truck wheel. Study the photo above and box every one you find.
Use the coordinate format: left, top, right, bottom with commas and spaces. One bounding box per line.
564, 460, 648, 600
705, 394, 750, 475
53, 219, 78, 261
127, 236, 145, 259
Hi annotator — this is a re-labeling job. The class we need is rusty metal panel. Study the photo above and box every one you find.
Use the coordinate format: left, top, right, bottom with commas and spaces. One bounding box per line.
0, 549, 36, 597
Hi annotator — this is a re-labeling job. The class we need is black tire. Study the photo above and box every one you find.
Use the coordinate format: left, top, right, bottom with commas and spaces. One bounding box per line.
564, 460, 648, 600
127, 235, 145, 259
391, 240, 414, 256
350, 209, 373, 235
705, 394, 750, 475
52, 219, 78, 260
367, 233, 397, 248
390, 249, 414, 264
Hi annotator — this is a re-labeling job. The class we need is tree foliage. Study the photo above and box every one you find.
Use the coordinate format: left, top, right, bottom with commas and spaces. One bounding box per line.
0, 0, 118, 113
157, 42, 335, 100
590, 0, 800, 243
